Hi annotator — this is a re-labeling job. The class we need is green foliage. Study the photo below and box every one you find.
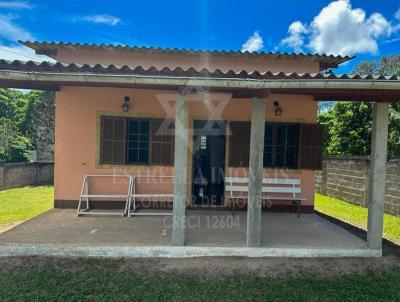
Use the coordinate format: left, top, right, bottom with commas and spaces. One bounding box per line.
25, 91, 55, 158
388, 103, 400, 156
352, 55, 400, 77
0, 88, 29, 129
0, 118, 31, 162
0, 88, 54, 163
319, 55, 400, 156
319, 102, 372, 156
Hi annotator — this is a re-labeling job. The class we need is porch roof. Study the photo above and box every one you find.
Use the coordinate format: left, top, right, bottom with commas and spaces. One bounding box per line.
0, 59, 399, 102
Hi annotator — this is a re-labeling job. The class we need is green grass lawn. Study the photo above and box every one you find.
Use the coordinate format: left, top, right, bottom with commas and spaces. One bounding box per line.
0, 185, 53, 228
0, 259, 399, 302
315, 193, 400, 245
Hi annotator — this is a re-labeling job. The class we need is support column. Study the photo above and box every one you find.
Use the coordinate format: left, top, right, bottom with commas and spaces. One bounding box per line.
247, 97, 266, 247
171, 92, 189, 246
367, 102, 389, 250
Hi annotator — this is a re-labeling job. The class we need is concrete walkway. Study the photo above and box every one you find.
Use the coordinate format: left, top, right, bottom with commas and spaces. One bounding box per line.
0, 209, 379, 257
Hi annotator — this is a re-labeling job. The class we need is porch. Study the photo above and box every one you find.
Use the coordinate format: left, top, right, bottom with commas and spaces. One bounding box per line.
1, 57, 399, 256
0, 209, 376, 257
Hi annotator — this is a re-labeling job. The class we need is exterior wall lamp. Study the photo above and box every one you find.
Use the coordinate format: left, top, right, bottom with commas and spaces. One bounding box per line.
273, 101, 283, 116
121, 96, 130, 112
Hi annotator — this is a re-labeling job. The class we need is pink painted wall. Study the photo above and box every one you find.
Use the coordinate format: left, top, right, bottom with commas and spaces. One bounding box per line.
55, 48, 321, 73
55, 86, 317, 206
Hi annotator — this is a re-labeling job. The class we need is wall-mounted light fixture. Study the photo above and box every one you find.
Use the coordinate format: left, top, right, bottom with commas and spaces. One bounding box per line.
273, 101, 283, 117
121, 96, 130, 112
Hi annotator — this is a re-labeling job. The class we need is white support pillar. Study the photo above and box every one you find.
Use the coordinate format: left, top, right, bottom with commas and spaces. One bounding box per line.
367, 102, 389, 250
247, 97, 267, 247
171, 92, 189, 246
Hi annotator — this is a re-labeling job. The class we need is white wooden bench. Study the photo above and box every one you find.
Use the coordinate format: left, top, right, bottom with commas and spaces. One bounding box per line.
225, 177, 306, 217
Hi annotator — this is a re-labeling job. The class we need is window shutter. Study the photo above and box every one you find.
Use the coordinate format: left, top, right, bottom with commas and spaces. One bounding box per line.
151, 119, 175, 165
229, 121, 250, 167
297, 123, 323, 170
100, 116, 126, 164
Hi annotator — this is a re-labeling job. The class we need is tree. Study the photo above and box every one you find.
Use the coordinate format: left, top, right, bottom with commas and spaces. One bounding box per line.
0, 118, 31, 162
25, 91, 55, 161
318, 102, 373, 156
0, 88, 29, 129
0, 88, 55, 162
319, 55, 400, 156
352, 55, 400, 77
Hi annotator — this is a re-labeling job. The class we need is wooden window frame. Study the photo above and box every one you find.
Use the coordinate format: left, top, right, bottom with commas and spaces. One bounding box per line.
126, 118, 151, 165
264, 123, 299, 169
99, 116, 175, 166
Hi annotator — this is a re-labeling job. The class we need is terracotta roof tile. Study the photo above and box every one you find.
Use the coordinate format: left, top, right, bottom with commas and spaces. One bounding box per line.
19, 41, 353, 69
0, 59, 399, 81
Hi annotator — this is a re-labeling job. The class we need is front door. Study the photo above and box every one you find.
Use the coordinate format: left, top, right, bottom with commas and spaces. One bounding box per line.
192, 120, 226, 206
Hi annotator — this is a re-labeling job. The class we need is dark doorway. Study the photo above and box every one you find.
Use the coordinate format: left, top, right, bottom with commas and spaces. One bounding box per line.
192, 120, 226, 206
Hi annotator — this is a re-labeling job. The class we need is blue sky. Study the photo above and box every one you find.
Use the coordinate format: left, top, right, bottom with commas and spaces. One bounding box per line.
0, 0, 399, 73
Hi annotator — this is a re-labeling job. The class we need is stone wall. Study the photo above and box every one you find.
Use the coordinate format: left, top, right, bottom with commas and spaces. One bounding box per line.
0, 162, 54, 191
316, 156, 400, 216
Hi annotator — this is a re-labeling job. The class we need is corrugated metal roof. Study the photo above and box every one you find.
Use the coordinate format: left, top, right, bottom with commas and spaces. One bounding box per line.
1, 59, 398, 81
19, 41, 353, 69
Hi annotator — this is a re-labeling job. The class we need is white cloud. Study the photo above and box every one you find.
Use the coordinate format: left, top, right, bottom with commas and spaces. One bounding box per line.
0, 13, 53, 62
0, 14, 34, 41
280, 0, 395, 56
0, 44, 55, 62
280, 21, 308, 52
241, 31, 264, 52
0, 1, 31, 9
395, 8, 400, 20
77, 14, 121, 26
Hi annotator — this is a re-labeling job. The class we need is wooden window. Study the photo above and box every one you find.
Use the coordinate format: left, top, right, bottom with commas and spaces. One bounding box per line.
100, 116, 175, 166
264, 123, 298, 169
297, 123, 323, 170
151, 119, 175, 165
100, 116, 126, 164
127, 119, 150, 164
228, 121, 250, 167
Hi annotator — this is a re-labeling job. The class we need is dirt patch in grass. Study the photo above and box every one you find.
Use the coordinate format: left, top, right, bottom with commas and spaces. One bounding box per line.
1, 251, 399, 278
1, 260, 400, 302
2, 252, 400, 301
119, 255, 400, 278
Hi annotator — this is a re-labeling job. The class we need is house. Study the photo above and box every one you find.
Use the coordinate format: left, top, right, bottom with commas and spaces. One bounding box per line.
0, 41, 399, 254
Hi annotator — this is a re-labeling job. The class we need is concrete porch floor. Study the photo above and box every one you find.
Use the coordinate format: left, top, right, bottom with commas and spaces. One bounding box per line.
0, 209, 373, 256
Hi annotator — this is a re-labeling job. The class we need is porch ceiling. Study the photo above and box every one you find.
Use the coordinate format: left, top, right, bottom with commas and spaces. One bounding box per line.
0, 59, 399, 102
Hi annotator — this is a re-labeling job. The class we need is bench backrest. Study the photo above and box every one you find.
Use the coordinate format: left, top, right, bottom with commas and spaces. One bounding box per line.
225, 177, 301, 198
